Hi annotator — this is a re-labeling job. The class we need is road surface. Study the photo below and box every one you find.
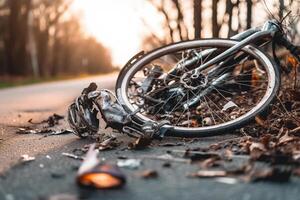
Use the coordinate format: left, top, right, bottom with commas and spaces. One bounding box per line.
0, 74, 299, 200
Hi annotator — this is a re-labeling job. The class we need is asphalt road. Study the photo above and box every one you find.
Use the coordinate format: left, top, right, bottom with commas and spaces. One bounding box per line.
0, 74, 299, 200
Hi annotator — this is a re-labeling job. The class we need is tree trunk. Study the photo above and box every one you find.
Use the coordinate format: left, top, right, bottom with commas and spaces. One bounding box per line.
246, 0, 253, 29
37, 30, 49, 77
225, 0, 234, 37
7, 0, 31, 75
212, 0, 220, 37
28, 10, 39, 78
51, 28, 60, 76
194, 0, 202, 39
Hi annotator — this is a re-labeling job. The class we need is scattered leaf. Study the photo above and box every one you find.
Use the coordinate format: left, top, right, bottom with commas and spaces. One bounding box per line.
20, 154, 35, 162
247, 167, 292, 182
249, 142, 266, 160
139, 170, 158, 179
222, 101, 238, 111
183, 150, 220, 162
255, 116, 266, 128
28, 113, 64, 127
97, 135, 121, 151
277, 132, 297, 145
293, 168, 300, 176
128, 136, 152, 150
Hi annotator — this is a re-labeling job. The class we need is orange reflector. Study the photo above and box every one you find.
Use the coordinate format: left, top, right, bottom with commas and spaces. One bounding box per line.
79, 173, 122, 189
77, 164, 126, 189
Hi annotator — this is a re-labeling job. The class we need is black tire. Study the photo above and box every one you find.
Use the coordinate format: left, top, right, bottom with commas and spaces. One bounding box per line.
116, 39, 280, 137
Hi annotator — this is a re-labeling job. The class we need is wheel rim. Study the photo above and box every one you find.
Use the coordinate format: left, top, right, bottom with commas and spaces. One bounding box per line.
118, 40, 277, 132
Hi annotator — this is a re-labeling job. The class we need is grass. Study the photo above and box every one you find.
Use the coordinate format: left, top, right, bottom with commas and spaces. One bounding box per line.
0, 78, 44, 89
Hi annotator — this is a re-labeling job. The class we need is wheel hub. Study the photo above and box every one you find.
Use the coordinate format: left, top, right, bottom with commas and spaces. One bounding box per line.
180, 71, 208, 90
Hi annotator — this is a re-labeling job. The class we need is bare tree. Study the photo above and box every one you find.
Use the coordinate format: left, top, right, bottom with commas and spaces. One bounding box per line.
193, 0, 202, 39
246, 0, 253, 29
212, 0, 220, 37
6, 0, 31, 75
172, 0, 189, 40
33, 0, 71, 76
147, 0, 191, 44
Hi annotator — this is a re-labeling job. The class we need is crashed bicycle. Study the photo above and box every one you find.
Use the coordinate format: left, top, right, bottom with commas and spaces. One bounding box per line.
68, 18, 300, 139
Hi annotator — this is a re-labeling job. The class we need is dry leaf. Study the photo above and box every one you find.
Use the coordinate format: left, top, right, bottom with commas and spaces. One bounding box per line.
249, 142, 266, 160
139, 170, 158, 179
97, 135, 121, 151
255, 116, 266, 128
128, 136, 152, 150
20, 154, 35, 162
277, 132, 297, 145
247, 167, 291, 182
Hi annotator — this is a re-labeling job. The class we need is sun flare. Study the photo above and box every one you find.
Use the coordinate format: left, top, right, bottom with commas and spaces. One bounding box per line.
72, 0, 161, 67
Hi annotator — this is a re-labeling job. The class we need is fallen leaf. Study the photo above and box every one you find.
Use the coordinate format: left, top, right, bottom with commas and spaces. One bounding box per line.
183, 150, 220, 162
277, 132, 297, 145
97, 135, 121, 151
139, 170, 158, 179
249, 142, 266, 160
128, 136, 152, 150
293, 168, 300, 176
255, 116, 266, 128
200, 158, 221, 168
222, 101, 238, 111
247, 167, 291, 182
28, 113, 64, 127
290, 126, 300, 135
20, 154, 35, 162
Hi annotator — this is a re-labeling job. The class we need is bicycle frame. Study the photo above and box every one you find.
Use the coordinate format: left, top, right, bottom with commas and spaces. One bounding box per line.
190, 20, 281, 76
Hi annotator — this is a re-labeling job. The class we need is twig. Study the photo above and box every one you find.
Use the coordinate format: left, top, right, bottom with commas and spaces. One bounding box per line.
290, 126, 300, 134
62, 152, 83, 160
141, 154, 190, 163
169, 150, 249, 159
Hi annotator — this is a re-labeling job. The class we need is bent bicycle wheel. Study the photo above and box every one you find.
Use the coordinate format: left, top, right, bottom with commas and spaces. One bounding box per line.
116, 39, 280, 137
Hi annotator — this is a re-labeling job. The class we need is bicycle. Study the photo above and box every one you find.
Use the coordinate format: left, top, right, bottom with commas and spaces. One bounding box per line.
68, 19, 300, 139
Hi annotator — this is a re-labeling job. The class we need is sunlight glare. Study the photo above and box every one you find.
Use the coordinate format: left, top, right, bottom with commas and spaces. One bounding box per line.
72, 0, 160, 67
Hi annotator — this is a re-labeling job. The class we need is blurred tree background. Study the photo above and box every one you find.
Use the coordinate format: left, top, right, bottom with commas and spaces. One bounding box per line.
143, 0, 300, 49
0, 0, 114, 79
0, 0, 299, 82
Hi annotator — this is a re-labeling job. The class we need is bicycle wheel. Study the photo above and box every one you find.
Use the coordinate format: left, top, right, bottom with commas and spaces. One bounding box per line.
116, 39, 280, 137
